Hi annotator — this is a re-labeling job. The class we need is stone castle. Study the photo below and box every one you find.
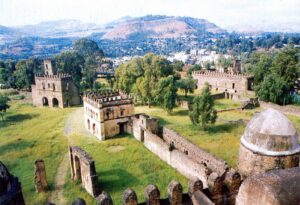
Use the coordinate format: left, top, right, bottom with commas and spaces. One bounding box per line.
192, 71, 254, 95
31, 59, 81, 108
79, 91, 300, 205
83, 91, 134, 140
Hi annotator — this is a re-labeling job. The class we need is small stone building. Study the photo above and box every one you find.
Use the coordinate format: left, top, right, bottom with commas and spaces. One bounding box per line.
192, 71, 253, 94
31, 59, 81, 108
83, 91, 134, 140
238, 108, 300, 178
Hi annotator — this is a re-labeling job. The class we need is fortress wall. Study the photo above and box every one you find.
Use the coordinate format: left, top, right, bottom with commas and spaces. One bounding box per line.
192, 71, 251, 94
142, 129, 210, 188
162, 127, 228, 176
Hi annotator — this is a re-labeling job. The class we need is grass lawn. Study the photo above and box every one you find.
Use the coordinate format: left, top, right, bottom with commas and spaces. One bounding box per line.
64, 133, 188, 204
1, 101, 187, 205
0, 102, 73, 205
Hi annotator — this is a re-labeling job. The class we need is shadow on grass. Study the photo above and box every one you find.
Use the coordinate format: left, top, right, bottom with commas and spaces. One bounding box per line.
173, 109, 189, 116
207, 123, 239, 134
99, 168, 140, 193
0, 113, 39, 128
0, 138, 33, 156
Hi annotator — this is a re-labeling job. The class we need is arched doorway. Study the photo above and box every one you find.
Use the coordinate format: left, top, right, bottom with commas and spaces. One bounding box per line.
52, 98, 59, 107
74, 156, 82, 181
42, 97, 49, 106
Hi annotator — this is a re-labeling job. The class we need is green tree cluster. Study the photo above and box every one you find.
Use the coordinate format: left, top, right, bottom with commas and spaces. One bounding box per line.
189, 83, 217, 129
246, 46, 300, 105
115, 53, 179, 113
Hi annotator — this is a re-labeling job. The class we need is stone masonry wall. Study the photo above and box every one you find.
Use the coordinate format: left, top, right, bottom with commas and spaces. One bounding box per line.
130, 114, 242, 205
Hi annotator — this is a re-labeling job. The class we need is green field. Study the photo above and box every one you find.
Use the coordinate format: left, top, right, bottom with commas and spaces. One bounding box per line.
0, 101, 187, 205
2, 98, 300, 204
0, 102, 73, 204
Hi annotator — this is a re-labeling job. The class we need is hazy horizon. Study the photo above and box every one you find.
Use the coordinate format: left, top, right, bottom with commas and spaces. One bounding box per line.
0, 0, 300, 32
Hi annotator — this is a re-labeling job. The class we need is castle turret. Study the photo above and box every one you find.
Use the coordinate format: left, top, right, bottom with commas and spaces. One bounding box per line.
44, 59, 57, 75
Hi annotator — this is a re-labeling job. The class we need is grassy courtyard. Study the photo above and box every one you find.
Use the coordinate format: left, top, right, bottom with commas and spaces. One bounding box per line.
0, 102, 73, 204
0, 101, 187, 205
2, 98, 300, 205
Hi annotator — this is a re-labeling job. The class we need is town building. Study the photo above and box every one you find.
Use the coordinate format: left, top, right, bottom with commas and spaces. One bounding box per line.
31, 59, 81, 108
83, 90, 134, 140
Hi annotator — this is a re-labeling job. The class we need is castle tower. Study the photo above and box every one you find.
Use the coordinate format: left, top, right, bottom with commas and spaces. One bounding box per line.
232, 59, 241, 74
44, 59, 57, 75
238, 109, 300, 178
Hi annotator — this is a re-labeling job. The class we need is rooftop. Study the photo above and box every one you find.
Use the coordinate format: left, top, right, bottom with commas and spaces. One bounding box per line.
241, 108, 300, 156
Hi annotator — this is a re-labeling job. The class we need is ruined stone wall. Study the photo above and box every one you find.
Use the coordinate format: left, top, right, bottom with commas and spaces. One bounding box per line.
69, 146, 100, 197
192, 71, 252, 94
162, 127, 228, 176
131, 114, 242, 202
238, 144, 300, 178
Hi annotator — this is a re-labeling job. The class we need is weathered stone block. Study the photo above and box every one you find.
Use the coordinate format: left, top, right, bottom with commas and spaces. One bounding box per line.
34, 159, 48, 192
168, 180, 183, 205
96, 192, 113, 205
145, 184, 160, 205
122, 188, 138, 205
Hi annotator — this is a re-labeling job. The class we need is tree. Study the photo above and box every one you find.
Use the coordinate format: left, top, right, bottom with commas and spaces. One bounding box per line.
54, 51, 85, 86
176, 76, 197, 97
173, 60, 184, 71
189, 83, 217, 129
155, 75, 177, 114
80, 57, 97, 90
13, 58, 42, 90
73, 38, 104, 59
0, 94, 9, 121
272, 46, 299, 89
255, 74, 291, 105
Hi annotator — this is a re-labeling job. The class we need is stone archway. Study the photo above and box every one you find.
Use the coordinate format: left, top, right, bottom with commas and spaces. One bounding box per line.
42, 97, 49, 106
52, 98, 59, 107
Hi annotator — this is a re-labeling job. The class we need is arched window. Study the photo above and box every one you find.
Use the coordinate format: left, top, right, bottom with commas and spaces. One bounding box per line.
42, 82, 45, 90
53, 83, 56, 91
48, 83, 50, 89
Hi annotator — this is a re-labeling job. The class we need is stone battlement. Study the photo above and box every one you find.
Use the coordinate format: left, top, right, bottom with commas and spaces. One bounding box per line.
192, 71, 251, 80
35, 73, 72, 81
83, 90, 133, 108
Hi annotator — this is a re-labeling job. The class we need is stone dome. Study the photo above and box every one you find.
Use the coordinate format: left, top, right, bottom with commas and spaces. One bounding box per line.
241, 108, 300, 156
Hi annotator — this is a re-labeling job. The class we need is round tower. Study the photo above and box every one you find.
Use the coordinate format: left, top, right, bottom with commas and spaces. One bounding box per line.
238, 108, 300, 178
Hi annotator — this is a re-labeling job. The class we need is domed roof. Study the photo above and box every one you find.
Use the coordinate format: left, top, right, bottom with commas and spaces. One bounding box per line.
241, 108, 300, 156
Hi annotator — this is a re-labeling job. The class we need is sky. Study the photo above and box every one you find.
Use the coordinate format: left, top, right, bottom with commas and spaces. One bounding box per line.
0, 0, 300, 32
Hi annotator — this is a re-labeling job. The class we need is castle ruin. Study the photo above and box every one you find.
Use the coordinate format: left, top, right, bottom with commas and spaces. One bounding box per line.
192, 71, 254, 95
31, 59, 81, 108
83, 90, 134, 140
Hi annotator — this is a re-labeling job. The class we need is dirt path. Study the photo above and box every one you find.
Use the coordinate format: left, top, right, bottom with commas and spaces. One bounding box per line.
49, 107, 91, 204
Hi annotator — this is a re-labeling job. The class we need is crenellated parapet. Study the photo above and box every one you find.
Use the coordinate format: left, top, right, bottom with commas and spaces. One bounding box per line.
83, 90, 133, 108
192, 71, 251, 80
35, 73, 73, 81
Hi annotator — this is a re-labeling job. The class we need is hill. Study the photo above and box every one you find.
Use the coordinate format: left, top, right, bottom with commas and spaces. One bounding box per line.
0, 15, 228, 59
